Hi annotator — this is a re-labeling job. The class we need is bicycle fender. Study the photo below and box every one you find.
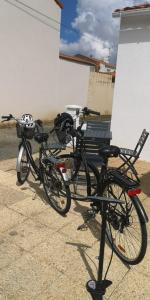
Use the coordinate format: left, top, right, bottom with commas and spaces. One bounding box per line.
59, 167, 69, 182
16, 145, 25, 172
109, 170, 148, 223
132, 196, 149, 223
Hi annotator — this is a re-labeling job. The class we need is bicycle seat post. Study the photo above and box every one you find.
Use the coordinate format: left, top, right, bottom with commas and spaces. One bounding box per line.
86, 201, 112, 300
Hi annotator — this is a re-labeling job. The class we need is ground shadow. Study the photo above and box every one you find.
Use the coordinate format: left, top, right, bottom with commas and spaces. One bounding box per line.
74, 200, 101, 241
66, 242, 97, 280
23, 179, 48, 203
73, 200, 130, 271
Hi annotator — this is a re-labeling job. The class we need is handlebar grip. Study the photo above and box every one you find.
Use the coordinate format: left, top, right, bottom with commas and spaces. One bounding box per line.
87, 109, 100, 116
1, 114, 13, 120
83, 107, 100, 116
1, 115, 10, 119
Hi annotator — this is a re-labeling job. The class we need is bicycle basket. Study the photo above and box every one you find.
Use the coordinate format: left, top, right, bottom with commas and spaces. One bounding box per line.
53, 112, 74, 144
16, 123, 35, 139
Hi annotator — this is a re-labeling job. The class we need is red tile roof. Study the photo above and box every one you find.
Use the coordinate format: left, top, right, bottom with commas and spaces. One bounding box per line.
59, 53, 96, 67
60, 53, 116, 73
114, 2, 150, 13
54, 0, 64, 9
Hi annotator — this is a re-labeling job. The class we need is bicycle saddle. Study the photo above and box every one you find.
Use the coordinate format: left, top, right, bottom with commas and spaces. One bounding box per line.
99, 145, 120, 158
34, 132, 49, 144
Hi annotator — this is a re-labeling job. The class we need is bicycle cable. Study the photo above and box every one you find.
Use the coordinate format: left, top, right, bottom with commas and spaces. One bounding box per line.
104, 221, 114, 280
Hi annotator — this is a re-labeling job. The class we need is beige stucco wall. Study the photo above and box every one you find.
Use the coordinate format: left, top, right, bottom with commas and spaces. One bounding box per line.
0, 0, 61, 120
58, 59, 91, 113
87, 72, 114, 115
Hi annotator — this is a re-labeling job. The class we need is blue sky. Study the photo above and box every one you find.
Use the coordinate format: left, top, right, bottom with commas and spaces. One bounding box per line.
60, 0, 79, 43
60, 0, 150, 63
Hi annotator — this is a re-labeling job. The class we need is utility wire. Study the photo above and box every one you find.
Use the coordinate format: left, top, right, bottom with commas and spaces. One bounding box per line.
4, 0, 60, 31
10, 0, 112, 50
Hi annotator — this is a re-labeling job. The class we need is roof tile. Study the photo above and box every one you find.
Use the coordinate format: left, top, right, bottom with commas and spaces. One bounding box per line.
54, 0, 64, 9
115, 2, 150, 13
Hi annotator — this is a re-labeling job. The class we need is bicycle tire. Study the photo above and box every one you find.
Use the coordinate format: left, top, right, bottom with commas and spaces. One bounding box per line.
57, 154, 100, 197
17, 142, 31, 184
103, 181, 147, 265
42, 164, 71, 215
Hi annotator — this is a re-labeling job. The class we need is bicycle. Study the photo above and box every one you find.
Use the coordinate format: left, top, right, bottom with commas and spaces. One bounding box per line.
1, 114, 71, 215
53, 107, 101, 198
52, 109, 148, 265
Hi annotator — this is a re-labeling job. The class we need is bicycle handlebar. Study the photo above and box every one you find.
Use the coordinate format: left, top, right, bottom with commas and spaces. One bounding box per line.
82, 107, 100, 117
1, 114, 13, 121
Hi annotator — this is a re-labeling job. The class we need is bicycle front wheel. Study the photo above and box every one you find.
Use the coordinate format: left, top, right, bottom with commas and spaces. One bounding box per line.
42, 165, 71, 215
17, 143, 31, 184
103, 181, 147, 265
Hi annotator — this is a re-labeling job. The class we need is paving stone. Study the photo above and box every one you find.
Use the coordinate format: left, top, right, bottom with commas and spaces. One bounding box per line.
0, 207, 26, 233
0, 253, 61, 300
0, 183, 27, 206
9, 196, 48, 217
4, 219, 53, 251
35, 276, 91, 300
31, 232, 95, 285
59, 214, 101, 247
33, 208, 78, 231
0, 237, 24, 270
109, 268, 150, 300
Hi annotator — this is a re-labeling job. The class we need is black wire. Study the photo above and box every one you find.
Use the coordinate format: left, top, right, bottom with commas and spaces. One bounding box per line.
104, 221, 114, 280
7, 0, 113, 50
4, 0, 60, 31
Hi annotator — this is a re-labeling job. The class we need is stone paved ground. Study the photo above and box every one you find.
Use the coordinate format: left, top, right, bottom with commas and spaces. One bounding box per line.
0, 157, 149, 299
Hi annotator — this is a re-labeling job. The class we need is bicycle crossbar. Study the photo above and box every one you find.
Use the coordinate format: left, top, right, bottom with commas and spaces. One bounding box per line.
72, 195, 124, 204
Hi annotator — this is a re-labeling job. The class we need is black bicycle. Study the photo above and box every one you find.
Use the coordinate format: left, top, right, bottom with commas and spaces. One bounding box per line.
1, 114, 71, 215
53, 107, 101, 198
52, 109, 148, 265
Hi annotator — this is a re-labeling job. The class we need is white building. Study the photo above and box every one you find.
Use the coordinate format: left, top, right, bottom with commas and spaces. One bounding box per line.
0, 0, 63, 119
111, 3, 150, 161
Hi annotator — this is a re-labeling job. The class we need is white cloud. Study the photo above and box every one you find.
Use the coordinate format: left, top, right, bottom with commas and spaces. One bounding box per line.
60, 0, 150, 63
61, 33, 110, 60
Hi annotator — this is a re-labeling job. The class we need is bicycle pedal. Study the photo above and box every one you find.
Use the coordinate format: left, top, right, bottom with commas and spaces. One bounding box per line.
82, 209, 96, 222
77, 223, 88, 231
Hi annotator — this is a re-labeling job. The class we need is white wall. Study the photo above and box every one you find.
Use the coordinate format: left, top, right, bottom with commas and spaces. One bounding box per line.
111, 14, 150, 161
0, 0, 61, 120
58, 59, 90, 112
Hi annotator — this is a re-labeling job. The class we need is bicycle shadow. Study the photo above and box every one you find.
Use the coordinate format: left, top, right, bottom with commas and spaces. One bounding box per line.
20, 179, 48, 203
66, 242, 97, 280
73, 200, 130, 271
73, 200, 101, 241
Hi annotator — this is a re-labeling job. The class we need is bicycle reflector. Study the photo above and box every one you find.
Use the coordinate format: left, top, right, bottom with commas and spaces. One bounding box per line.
56, 162, 66, 173
127, 188, 142, 196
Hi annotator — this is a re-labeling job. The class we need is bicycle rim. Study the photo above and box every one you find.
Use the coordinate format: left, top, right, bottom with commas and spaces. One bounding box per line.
104, 182, 147, 265
43, 166, 71, 215
17, 146, 30, 184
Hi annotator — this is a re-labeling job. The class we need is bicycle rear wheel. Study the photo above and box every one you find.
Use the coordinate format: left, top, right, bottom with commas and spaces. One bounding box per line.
58, 154, 99, 198
42, 164, 71, 215
17, 142, 31, 184
103, 181, 147, 265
